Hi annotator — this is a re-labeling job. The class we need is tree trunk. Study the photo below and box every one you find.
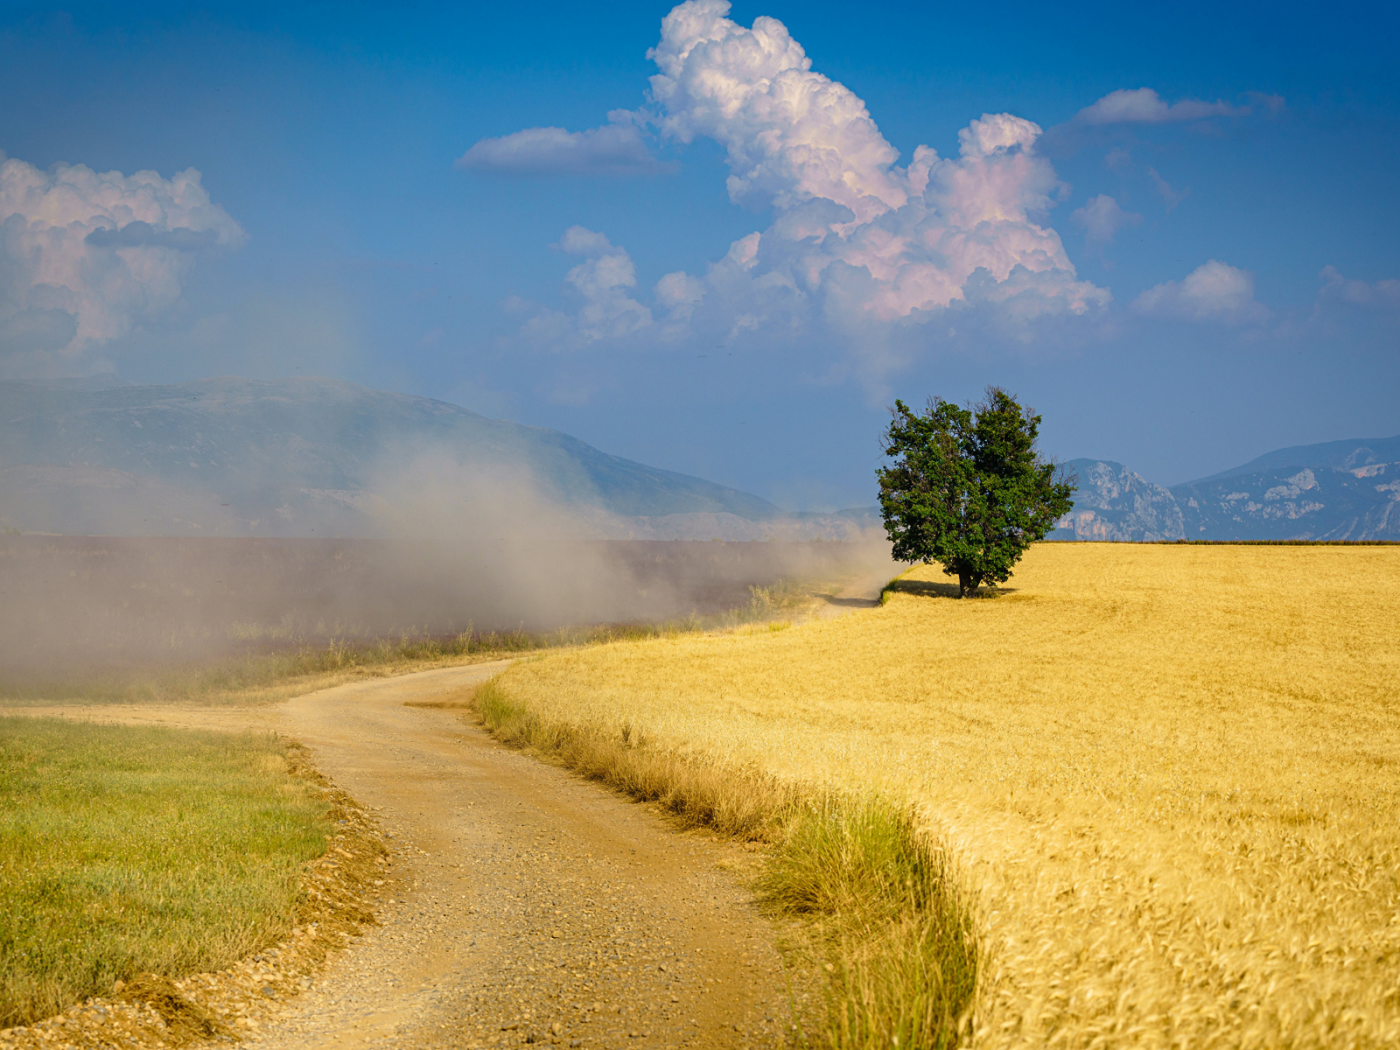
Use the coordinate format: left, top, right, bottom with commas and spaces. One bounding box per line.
958, 570, 977, 598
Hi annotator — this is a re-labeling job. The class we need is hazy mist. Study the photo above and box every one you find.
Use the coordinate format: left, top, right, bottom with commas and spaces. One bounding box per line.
0, 450, 895, 684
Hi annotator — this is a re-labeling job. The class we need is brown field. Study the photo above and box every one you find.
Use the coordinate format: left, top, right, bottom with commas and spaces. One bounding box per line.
492, 543, 1400, 1049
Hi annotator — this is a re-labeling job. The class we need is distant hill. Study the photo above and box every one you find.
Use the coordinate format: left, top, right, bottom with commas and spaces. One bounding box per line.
1054, 436, 1400, 542
0, 376, 784, 536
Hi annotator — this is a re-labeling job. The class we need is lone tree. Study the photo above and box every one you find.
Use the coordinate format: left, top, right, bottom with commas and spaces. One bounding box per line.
877, 387, 1075, 598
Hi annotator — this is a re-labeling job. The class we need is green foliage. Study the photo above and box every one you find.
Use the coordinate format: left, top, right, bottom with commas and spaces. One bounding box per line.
877, 387, 1075, 597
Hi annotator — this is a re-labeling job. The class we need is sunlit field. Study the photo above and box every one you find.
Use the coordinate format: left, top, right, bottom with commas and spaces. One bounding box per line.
0, 719, 332, 1027
496, 544, 1400, 1049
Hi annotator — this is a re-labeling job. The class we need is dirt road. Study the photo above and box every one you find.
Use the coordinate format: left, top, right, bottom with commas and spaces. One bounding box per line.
30, 662, 804, 1050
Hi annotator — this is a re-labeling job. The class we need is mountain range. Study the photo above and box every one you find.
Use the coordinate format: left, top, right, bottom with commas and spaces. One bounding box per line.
0, 377, 873, 540
2, 375, 1395, 541
1055, 434, 1400, 541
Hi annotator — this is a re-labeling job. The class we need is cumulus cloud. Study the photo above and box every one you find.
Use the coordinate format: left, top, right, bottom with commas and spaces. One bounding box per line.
1132, 260, 1269, 324
457, 117, 671, 176
83, 221, 222, 250
645, 2, 908, 221
0, 155, 244, 374
520, 0, 1108, 363
654, 270, 705, 310
1071, 194, 1142, 245
1073, 88, 1248, 126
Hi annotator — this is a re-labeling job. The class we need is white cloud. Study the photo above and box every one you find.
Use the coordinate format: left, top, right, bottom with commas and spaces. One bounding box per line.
1073, 88, 1247, 126
1132, 260, 1269, 324
653, 269, 706, 335
649, 0, 1110, 321
456, 118, 670, 176
523, 0, 1108, 361
645, 1, 910, 221
1317, 265, 1400, 310
0, 155, 244, 374
1245, 92, 1287, 115
1071, 194, 1142, 245
655, 270, 705, 309
519, 226, 653, 348
558, 226, 615, 256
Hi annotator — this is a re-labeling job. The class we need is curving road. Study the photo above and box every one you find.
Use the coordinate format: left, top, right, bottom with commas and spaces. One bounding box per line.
32, 662, 804, 1050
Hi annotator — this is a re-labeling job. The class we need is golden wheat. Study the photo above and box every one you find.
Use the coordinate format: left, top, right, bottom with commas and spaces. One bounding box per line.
497, 543, 1400, 1049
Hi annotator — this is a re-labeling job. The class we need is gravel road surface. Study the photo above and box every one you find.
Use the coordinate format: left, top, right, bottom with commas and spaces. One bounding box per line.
27, 663, 806, 1050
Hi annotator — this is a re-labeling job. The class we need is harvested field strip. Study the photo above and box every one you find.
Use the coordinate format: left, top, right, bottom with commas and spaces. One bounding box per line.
493, 544, 1400, 1049
474, 678, 978, 1050
0, 718, 340, 1028
0, 629, 559, 708
0, 575, 827, 707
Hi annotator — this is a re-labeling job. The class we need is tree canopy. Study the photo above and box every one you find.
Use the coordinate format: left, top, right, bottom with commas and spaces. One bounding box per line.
877, 387, 1075, 598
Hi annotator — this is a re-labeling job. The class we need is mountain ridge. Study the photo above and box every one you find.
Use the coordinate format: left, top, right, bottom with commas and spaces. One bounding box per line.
5, 374, 1394, 541
1055, 437, 1400, 542
1189, 434, 1400, 484
0, 376, 785, 536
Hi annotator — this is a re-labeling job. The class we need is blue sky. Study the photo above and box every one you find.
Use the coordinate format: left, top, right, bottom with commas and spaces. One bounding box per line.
2, 0, 1397, 506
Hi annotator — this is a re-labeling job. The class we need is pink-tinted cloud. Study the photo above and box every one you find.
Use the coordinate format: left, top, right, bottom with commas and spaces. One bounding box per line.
1074, 87, 1248, 126
457, 120, 671, 177
0, 155, 244, 373
1071, 194, 1142, 245
520, 0, 1107, 359
1132, 260, 1269, 324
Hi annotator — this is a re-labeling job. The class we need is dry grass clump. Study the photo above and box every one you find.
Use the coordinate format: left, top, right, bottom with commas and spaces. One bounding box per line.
495, 544, 1400, 1049
473, 679, 978, 1049
759, 797, 978, 1050
0, 717, 336, 1028
476, 678, 798, 840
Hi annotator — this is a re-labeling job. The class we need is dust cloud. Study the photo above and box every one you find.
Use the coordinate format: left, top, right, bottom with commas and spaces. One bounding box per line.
0, 451, 895, 686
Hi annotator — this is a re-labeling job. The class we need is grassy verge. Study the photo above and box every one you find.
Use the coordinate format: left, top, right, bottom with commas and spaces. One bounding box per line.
0, 578, 825, 707
760, 801, 977, 1050
473, 678, 978, 1050
0, 716, 335, 1028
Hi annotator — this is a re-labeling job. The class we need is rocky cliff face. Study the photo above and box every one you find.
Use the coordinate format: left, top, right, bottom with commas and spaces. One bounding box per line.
1172, 462, 1400, 540
1189, 435, 1400, 482
1051, 459, 1186, 541
1050, 443, 1400, 542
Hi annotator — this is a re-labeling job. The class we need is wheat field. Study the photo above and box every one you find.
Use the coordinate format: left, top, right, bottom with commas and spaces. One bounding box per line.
497, 544, 1400, 1049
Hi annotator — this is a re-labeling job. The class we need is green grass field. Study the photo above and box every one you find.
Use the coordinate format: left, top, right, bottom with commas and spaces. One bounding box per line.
0, 717, 333, 1028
